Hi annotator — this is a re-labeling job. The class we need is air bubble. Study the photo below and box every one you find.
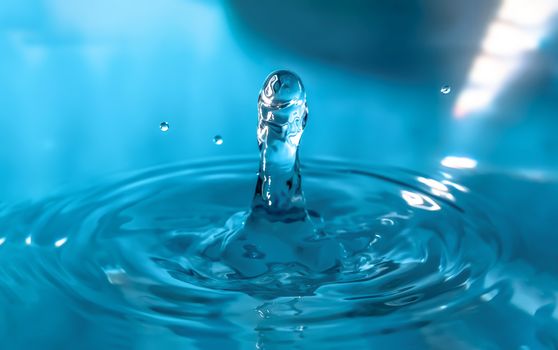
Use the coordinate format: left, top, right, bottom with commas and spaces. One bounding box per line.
440, 85, 451, 94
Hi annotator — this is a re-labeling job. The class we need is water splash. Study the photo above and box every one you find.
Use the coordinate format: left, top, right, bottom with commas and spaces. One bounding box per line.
0, 70, 541, 349
197, 71, 345, 278
252, 70, 308, 219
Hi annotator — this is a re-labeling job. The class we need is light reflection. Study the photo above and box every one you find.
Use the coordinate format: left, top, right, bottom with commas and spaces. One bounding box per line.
417, 177, 449, 192
441, 156, 478, 169
468, 56, 517, 87
454, 0, 558, 118
441, 172, 453, 179
442, 180, 470, 193
54, 237, 68, 248
417, 176, 456, 201
480, 289, 499, 302
454, 87, 495, 117
104, 267, 128, 285
517, 169, 557, 182
432, 189, 455, 202
401, 190, 441, 211
499, 0, 557, 26
25, 235, 32, 245
482, 23, 539, 56
0, 237, 5, 246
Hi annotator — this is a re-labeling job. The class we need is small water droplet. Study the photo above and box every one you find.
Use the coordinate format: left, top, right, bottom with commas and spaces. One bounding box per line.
213, 135, 223, 145
159, 122, 169, 132
440, 85, 451, 94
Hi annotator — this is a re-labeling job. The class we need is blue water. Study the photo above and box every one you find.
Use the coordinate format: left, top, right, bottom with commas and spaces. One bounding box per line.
1, 69, 558, 349
2, 1, 558, 349
2, 158, 558, 349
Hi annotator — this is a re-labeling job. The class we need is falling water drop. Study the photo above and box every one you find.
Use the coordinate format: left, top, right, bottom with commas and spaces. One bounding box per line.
213, 135, 223, 145
440, 85, 451, 94
203, 70, 346, 278
159, 122, 170, 132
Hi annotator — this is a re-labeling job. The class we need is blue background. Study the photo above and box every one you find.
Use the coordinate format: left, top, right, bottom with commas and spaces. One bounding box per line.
1, 0, 557, 203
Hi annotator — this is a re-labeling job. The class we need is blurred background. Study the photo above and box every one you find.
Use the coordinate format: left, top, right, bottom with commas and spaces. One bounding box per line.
1, 0, 557, 203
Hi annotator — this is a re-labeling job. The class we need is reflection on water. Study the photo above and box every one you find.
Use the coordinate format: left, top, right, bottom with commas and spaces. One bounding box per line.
441, 156, 478, 169
400, 190, 441, 210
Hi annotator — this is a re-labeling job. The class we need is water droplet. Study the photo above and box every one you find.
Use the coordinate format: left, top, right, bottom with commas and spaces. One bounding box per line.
159, 122, 169, 132
440, 85, 451, 94
252, 70, 308, 217
213, 135, 223, 145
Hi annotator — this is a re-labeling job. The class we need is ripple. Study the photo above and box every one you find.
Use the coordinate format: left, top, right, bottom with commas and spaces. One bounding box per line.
0, 157, 504, 337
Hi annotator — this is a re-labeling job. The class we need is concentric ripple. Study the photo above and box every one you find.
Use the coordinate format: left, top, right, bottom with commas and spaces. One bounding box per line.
0, 157, 504, 339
